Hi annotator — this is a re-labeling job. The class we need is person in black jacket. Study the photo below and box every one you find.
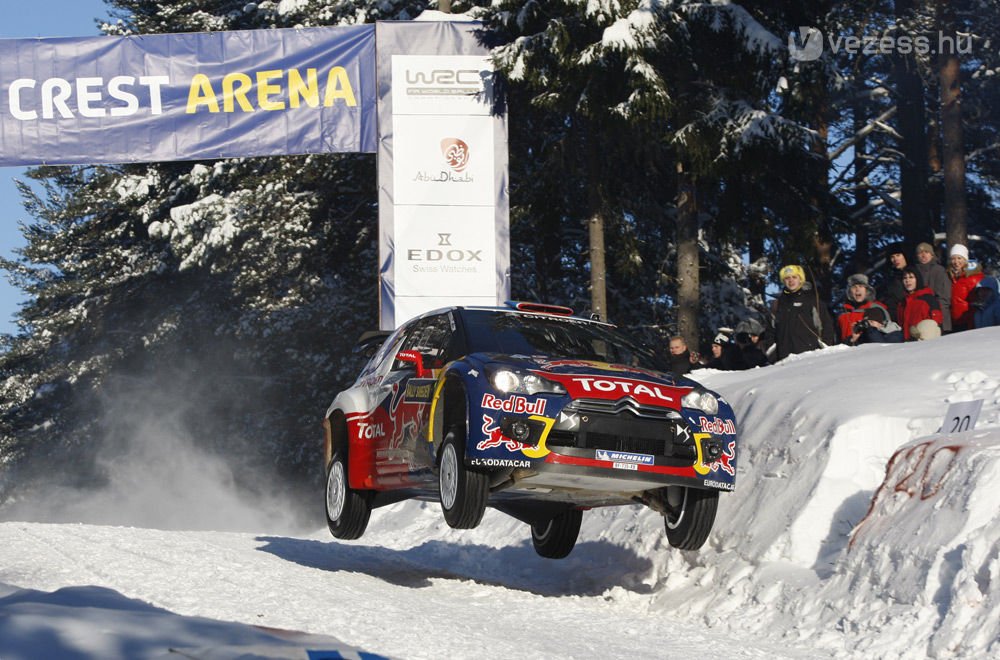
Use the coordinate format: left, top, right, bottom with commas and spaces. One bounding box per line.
733, 317, 769, 369
881, 242, 909, 324
701, 331, 740, 370
773, 264, 836, 361
667, 336, 695, 375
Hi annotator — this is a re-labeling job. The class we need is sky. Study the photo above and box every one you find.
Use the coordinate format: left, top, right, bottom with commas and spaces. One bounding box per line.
1, 328, 999, 658
0, 0, 111, 336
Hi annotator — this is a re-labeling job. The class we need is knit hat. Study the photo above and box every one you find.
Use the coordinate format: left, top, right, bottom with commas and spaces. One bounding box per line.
846, 273, 876, 302
862, 305, 889, 324
780, 265, 805, 287
735, 317, 766, 337
911, 319, 941, 341
916, 242, 935, 255
712, 332, 730, 345
949, 244, 969, 260
884, 242, 906, 258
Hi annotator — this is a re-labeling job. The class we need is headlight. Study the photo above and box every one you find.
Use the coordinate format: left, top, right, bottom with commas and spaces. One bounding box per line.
682, 388, 719, 415
489, 368, 566, 395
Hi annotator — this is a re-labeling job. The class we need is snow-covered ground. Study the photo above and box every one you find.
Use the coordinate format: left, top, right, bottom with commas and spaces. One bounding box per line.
2, 328, 999, 659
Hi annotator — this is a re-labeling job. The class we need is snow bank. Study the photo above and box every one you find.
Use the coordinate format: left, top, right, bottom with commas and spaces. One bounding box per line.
2, 328, 999, 658
364, 328, 1000, 657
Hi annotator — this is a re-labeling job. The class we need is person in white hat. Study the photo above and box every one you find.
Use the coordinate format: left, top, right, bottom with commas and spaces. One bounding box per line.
947, 243, 984, 332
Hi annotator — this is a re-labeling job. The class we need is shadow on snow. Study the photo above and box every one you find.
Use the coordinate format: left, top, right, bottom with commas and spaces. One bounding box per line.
255, 535, 655, 597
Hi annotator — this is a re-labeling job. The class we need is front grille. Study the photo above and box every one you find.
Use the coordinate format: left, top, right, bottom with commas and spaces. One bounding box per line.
585, 430, 667, 455
565, 397, 681, 421
549, 411, 683, 457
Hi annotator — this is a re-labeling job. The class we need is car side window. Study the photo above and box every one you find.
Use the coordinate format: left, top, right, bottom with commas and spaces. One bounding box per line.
394, 313, 454, 371
358, 330, 407, 383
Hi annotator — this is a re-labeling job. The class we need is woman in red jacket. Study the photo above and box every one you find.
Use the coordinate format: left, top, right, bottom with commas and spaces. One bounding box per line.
948, 244, 984, 332
898, 267, 943, 341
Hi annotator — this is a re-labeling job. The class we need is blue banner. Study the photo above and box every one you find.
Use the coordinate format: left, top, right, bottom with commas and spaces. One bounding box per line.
0, 25, 376, 166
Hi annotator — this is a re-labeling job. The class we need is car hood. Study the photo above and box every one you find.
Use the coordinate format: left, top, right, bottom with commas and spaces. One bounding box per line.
466, 353, 697, 408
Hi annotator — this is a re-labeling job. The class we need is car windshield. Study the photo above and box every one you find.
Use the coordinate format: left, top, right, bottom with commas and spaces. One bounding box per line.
460, 309, 669, 371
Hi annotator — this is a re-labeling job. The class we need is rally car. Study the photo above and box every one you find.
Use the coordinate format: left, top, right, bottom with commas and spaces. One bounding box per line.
322, 302, 738, 558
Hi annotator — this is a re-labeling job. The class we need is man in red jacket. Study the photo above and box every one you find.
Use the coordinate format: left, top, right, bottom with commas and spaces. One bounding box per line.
836, 273, 890, 342
898, 266, 943, 341
948, 243, 984, 332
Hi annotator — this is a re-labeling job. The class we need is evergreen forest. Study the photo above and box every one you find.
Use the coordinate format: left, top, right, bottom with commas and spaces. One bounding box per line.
2, 0, 998, 507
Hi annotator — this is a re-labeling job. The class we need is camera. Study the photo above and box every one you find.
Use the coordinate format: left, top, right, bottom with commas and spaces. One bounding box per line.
853, 319, 872, 334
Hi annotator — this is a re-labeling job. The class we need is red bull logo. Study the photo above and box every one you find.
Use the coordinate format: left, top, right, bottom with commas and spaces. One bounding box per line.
699, 416, 736, 435
710, 441, 736, 476
476, 414, 530, 452
481, 393, 547, 415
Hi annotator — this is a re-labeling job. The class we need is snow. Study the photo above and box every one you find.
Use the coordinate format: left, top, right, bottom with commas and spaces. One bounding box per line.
3, 328, 1000, 658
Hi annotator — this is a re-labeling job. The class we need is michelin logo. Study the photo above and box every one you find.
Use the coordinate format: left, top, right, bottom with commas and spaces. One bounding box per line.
596, 449, 654, 465
789, 26, 823, 62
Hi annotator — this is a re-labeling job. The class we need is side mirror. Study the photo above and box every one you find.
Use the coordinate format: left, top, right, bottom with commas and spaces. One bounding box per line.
396, 350, 429, 378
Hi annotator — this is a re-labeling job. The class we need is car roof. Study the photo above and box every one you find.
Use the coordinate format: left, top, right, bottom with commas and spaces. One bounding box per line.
406, 304, 615, 328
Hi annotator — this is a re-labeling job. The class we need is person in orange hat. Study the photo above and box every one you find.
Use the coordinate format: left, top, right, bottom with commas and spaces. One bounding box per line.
772, 264, 835, 361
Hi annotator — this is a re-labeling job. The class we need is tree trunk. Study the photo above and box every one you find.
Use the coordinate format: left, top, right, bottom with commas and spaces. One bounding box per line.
437, 1, 451, 12
586, 137, 608, 320
894, 0, 933, 247
588, 211, 607, 320
938, 1, 968, 249
676, 163, 699, 351
851, 95, 871, 272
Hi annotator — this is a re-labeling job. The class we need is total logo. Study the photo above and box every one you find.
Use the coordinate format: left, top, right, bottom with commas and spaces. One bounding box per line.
540, 373, 679, 407
481, 393, 547, 415
356, 422, 385, 439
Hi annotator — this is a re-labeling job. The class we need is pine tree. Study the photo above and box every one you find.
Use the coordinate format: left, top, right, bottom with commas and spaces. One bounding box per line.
0, 0, 435, 508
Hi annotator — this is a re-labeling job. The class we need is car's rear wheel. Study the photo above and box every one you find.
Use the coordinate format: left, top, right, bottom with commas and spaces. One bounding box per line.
663, 486, 718, 550
531, 508, 583, 559
325, 448, 371, 540
439, 427, 488, 529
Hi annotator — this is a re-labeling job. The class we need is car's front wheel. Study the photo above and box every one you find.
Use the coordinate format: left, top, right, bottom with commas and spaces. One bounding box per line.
531, 508, 583, 559
325, 449, 371, 540
439, 427, 489, 529
663, 486, 718, 550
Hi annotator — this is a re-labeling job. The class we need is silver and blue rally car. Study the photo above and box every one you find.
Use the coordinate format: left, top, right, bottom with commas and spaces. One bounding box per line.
323, 302, 738, 558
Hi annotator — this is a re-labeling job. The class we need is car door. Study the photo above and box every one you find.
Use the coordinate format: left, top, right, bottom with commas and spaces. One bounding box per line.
373, 312, 456, 487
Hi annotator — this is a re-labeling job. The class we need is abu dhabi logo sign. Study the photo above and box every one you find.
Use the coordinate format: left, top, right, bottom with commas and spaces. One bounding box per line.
441, 137, 470, 172
788, 27, 824, 61
412, 136, 474, 183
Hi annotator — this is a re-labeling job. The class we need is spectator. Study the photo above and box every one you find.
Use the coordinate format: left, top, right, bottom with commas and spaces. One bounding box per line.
773, 264, 836, 361
836, 273, 890, 342
881, 242, 909, 324
971, 275, 1000, 329
667, 335, 695, 375
733, 317, 769, 369
847, 304, 903, 345
947, 244, 984, 332
701, 332, 739, 370
897, 266, 943, 341
914, 242, 952, 332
